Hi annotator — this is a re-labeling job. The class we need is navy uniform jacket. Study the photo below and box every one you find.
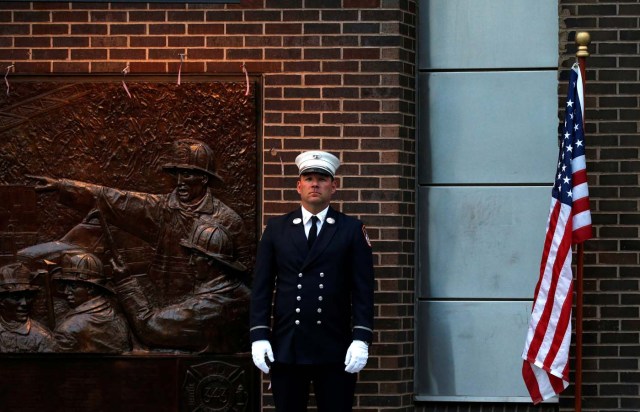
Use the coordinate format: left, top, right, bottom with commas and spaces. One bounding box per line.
250, 206, 374, 365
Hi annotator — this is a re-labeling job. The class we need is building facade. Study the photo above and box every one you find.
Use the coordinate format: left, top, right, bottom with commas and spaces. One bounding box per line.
0, 1, 637, 411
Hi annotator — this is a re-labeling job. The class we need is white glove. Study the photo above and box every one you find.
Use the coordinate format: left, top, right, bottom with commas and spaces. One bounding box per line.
251, 340, 274, 374
344, 340, 368, 373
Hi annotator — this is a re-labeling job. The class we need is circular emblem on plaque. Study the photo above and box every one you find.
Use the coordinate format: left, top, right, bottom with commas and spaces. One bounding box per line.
183, 360, 248, 412
195, 375, 234, 411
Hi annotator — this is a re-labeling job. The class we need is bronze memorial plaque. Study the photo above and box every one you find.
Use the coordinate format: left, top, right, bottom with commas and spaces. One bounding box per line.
0, 78, 258, 412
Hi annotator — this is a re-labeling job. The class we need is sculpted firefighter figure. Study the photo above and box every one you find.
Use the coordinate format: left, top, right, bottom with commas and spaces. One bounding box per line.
28, 139, 244, 305
52, 252, 131, 353
0, 263, 56, 353
112, 222, 250, 353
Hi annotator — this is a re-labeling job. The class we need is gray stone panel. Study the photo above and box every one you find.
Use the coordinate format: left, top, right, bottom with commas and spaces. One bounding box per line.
418, 71, 559, 185
418, 186, 551, 299
415, 300, 554, 402
419, 0, 559, 70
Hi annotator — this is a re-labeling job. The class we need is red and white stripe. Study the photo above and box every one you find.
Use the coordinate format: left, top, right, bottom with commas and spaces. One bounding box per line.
572, 153, 592, 243
522, 197, 573, 403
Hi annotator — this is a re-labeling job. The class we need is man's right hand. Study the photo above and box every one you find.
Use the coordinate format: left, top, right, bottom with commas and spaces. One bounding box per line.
251, 340, 274, 374
25, 175, 60, 192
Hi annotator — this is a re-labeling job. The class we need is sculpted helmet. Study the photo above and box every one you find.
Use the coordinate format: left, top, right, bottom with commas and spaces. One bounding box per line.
54, 252, 113, 294
162, 139, 222, 182
0, 263, 39, 294
180, 224, 246, 272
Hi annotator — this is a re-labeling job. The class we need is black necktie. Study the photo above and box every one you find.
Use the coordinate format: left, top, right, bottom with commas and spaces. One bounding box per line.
307, 216, 318, 249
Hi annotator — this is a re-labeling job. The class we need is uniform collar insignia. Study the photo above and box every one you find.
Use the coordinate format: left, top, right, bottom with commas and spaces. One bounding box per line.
292, 218, 302, 225
326, 217, 335, 224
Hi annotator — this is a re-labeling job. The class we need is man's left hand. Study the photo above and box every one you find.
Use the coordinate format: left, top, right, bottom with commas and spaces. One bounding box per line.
344, 340, 368, 373
109, 258, 131, 283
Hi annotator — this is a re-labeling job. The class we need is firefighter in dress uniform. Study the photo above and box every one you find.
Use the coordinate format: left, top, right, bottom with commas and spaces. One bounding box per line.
250, 151, 374, 412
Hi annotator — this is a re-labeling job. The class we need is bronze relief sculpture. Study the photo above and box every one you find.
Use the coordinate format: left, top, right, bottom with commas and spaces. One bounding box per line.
28, 138, 245, 306
0, 81, 257, 356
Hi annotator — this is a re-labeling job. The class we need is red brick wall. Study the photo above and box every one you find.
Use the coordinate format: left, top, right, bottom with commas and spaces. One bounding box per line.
560, 1, 640, 412
0, 1, 417, 411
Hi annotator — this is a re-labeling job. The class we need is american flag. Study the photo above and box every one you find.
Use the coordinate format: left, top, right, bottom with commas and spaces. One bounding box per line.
521, 63, 593, 404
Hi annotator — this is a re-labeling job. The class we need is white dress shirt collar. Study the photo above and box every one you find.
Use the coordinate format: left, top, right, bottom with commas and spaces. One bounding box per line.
301, 205, 329, 225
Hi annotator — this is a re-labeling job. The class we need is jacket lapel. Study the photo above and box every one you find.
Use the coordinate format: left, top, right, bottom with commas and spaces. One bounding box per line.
288, 208, 308, 257
302, 207, 338, 269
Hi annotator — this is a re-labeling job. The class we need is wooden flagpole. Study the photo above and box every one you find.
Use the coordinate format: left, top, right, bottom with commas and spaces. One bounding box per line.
574, 31, 590, 412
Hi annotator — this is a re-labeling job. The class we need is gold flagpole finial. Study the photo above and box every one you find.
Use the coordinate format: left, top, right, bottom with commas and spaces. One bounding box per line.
576, 32, 590, 58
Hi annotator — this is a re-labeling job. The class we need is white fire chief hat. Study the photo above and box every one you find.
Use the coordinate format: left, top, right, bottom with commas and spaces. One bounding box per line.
295, 151, 340, 178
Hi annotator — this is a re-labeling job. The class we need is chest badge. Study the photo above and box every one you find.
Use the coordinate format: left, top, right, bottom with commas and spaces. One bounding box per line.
326, 217, 335, 224
293, 218, 302, 225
